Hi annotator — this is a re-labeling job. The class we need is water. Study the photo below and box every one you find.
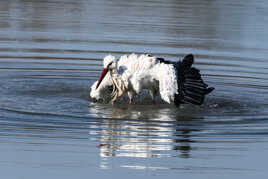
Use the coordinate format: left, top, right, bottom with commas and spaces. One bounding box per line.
1, 0, 268, 178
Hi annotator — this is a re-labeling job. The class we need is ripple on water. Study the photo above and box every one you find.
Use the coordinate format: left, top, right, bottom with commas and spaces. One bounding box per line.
1, 0, 268, 178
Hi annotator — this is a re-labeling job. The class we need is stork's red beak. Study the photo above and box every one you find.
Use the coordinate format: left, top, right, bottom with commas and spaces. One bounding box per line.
96, 68, 108, 89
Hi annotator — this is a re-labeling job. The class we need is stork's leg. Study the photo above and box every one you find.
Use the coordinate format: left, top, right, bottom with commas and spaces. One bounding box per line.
149, 89, 157, 104
128, 91, 135, 104
129, 98, 133, 104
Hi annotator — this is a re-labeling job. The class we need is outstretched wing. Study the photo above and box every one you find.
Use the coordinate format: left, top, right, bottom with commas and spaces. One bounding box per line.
174, 54, 214, 106
155, 54, 214, 106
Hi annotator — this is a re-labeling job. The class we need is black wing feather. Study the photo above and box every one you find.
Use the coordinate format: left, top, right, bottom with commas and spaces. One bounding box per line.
174, 54, 214, 107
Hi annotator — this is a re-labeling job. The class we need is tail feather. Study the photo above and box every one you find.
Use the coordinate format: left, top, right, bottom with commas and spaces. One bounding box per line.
184, 88, 206, 97
186, 79, 207, 84
184, 96, 204, 105
174, 54, 214, 107
185, 82, 208, 88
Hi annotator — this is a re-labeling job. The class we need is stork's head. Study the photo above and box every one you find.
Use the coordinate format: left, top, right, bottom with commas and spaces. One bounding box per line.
96, 55, 117, 89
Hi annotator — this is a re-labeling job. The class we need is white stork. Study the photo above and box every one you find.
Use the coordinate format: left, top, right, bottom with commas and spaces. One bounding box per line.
90, 53, 214, 106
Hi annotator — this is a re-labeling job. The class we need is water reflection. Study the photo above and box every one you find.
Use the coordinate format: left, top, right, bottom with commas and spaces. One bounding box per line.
90, 103, 202, 161
98, 122, 173, 158
95, 113, 202, 170
173, 128, 195, 158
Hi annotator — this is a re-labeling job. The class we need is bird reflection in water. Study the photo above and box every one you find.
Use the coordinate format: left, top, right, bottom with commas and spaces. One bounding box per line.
90, 104, 201, 169
173, 128, 196, 158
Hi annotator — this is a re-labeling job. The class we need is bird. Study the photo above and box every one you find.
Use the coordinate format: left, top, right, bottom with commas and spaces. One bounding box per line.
90, 53, 214, 107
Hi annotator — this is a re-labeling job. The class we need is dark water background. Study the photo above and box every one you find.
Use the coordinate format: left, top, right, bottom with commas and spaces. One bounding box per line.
1, 0, 268, 178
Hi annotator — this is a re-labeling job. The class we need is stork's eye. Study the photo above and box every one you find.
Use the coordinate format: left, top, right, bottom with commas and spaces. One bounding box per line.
107, 61, 113, 67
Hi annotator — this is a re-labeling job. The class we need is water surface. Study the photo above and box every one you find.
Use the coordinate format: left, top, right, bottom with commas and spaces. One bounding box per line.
1, 0, 268, 178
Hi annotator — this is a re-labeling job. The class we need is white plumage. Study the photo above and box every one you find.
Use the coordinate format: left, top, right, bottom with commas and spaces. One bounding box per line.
90, 53, 177, 104
90, 53, 214, 106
